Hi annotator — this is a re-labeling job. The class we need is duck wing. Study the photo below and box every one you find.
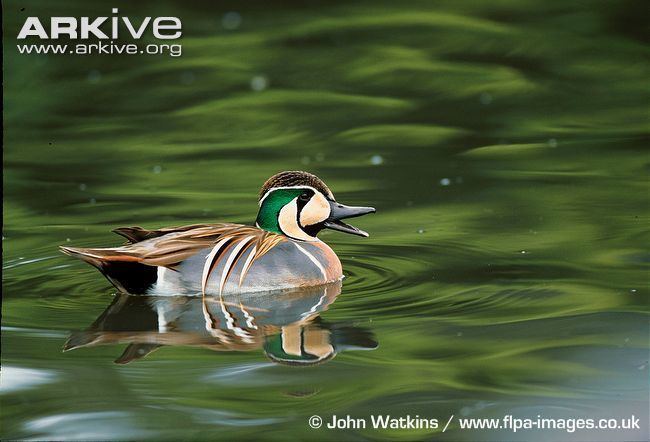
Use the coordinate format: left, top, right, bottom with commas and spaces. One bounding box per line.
60, 223, 286, 294
111, 223, 216, 244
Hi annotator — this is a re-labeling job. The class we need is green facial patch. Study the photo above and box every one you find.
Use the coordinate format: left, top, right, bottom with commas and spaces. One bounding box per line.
256, 188, 303, 234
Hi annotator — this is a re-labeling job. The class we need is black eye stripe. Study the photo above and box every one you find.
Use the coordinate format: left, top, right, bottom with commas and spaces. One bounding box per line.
296, 189, 314, 213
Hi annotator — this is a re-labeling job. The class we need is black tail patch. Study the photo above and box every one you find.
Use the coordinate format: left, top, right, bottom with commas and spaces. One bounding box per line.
60, 246, 157, 294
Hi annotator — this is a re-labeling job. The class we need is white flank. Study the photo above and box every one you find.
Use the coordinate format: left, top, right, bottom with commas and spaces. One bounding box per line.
294, 243, 327, 281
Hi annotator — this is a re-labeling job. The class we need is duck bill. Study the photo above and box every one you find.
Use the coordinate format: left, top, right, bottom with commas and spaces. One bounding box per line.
323, 201, 375, 237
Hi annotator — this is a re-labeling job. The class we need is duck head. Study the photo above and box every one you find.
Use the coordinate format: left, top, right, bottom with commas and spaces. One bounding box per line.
255, 171, 375, 242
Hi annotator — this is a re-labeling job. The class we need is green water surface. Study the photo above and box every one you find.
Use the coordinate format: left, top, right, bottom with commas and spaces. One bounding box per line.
2, 1, 649, 440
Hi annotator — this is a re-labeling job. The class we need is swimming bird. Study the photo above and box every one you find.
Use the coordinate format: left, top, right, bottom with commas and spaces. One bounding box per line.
60, 171, 375, 295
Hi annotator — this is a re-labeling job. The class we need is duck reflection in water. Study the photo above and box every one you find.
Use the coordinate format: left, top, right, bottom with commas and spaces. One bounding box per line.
64, 281, 377, 366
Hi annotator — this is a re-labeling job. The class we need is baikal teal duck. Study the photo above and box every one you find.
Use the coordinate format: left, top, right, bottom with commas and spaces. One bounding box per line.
60, 171, 375, 296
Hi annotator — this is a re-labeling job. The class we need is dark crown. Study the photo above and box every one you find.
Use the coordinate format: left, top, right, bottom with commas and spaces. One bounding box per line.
259, 171, 334, 200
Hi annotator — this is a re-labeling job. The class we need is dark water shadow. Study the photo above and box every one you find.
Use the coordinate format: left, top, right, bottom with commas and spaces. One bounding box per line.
63, 281, 377, 367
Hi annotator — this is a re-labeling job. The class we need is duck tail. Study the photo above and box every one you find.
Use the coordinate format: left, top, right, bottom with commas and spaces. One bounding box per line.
60, 245, 122, 266
60, 246, 157, 294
